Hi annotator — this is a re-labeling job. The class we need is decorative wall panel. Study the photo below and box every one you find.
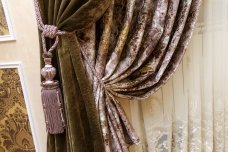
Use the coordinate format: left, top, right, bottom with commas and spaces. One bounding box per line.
0, 0, 14, 41
0, 67, 35, 152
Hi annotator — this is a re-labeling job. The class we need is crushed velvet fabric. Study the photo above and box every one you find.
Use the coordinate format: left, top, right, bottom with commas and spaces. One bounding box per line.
37, 0, 201, 151
38, 0, 110, 152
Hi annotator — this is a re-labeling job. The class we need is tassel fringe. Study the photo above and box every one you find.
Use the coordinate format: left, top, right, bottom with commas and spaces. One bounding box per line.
41, 84, 65, 134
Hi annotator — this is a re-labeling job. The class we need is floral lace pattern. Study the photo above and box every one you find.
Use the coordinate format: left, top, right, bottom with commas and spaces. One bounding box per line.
153, 128, 170, 152
171, 121, 188, 152
214, 111, 225, 152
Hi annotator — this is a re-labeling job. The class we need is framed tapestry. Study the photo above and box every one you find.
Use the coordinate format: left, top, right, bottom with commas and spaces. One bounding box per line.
0, 63, 39, 152
0, 0, 14, 41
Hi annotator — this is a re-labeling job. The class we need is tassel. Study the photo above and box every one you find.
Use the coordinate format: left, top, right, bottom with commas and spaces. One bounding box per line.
41, 57, 65, 134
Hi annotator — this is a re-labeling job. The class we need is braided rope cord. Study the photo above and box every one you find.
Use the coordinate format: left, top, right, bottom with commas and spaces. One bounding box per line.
33, 0, 109, 89
34, 0, 139, 147
34, 0, 67, 57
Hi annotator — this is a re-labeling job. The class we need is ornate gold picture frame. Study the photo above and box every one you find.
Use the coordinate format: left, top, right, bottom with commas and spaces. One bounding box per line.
0, 0, 15, 41
0, 63, 39, 151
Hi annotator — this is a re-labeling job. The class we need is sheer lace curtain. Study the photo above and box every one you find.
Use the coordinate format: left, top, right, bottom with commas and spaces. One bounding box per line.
120, 0, 228, 151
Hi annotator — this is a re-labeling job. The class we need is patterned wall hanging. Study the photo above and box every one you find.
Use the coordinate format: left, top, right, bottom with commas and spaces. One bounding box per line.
0, 0, 15, 41
0, 63, 38, 152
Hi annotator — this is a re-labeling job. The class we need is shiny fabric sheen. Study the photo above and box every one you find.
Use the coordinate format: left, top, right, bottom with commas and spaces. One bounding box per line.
37, 0, 201, 151
76, 0, 201, 151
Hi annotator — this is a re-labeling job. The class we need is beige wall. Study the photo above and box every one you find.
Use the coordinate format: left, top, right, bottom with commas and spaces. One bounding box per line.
0, 0, 46, 151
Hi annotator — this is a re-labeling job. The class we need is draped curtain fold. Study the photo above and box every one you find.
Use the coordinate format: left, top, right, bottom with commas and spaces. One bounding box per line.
125, 1, 228, 151
37, 0, 201, 151
39, 1, 111, 152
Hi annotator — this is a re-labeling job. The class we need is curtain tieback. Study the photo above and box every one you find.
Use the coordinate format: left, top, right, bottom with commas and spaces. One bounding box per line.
33, 0, 139, 143
34, 0, 70, 134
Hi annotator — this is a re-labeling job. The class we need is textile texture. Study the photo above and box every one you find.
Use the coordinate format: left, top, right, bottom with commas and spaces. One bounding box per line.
0, 68, 35, 152
37, 0, 201, 151
124, 1, 228, 151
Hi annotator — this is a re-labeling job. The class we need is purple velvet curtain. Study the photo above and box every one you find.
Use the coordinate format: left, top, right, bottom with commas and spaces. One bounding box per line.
76, 0, 201, 151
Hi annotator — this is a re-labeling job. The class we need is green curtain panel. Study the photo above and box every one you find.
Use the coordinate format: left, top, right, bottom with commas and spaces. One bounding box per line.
38, 0, 110, 152
36, 0, 201, 152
